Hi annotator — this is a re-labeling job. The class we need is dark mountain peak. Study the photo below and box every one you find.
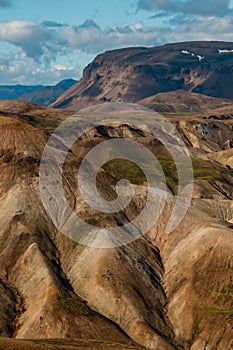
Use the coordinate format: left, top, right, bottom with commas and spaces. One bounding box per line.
51, 41, 233, 110
55, 78, 77, 89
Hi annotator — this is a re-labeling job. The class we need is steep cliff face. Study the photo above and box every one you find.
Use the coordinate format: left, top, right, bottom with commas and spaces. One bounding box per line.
0, 101, 232, 350
51, 41, 233, 110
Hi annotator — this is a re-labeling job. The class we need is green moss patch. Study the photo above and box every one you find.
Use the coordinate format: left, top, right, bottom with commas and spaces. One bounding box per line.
54, 291, 91, 316
214, 277, 233, 306
102, 153, 232, 195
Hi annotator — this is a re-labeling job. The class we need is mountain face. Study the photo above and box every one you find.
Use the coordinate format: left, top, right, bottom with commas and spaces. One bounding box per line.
0, 79, 77, 107
0, 100, 232, 350
51, 41, 233, 110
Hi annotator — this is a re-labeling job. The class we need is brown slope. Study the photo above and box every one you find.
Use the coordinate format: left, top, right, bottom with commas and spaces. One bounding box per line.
0, 338, 144, 350
51, 41, 233, 110
0, 100, 75, 129
46, 146, 233, 350
138, 90, 233, 113
45, 105, 233, 349
0, 101, 232, 349
0, 279, 18, 337
206, 105, 233, 119
0, 115, 137, 346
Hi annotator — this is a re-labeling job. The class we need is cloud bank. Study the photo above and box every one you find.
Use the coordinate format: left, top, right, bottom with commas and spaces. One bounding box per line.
0, 1, 233, 85
1, 17, 232, 60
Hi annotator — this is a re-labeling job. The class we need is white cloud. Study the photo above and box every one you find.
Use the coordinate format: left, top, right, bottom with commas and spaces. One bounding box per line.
167, 15, 233, 42
0, 51, 81, 85
129, 22, 144, 30
2, 17, 233, 65
54, 64, 74, 71
0, 20, 52, 60
1, 16, 233, 85
58, 20, 164, 53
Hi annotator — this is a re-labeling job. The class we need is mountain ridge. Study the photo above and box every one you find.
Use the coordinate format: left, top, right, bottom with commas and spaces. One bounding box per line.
50, 41, 233, 110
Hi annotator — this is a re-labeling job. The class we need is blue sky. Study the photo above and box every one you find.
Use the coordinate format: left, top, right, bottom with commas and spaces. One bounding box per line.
1, 0, 233, 85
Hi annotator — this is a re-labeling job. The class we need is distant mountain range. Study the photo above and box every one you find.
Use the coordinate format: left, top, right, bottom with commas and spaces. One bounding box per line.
0, 41, 233, 113
2, 41, 233, 113
50, 41, 233, 110
0, 79, 77, 106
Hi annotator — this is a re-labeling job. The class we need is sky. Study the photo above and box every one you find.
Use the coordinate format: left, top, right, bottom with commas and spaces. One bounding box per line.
1, 0, 233, 85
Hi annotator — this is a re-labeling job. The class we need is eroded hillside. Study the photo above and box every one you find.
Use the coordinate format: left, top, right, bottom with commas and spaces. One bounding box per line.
0, 100, 232, 350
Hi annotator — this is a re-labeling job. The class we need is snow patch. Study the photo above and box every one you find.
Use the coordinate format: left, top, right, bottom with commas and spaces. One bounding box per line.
197, 55, 205, 61
181, 50, 191, 55
181, 50, 205, 62
218, 49, 233, 54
